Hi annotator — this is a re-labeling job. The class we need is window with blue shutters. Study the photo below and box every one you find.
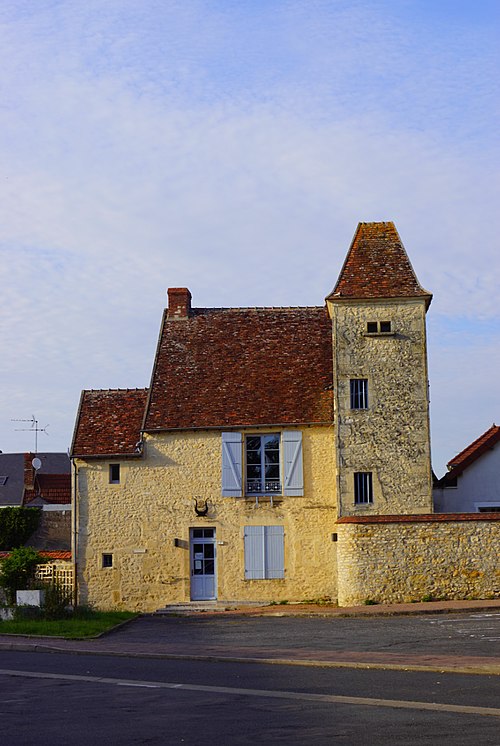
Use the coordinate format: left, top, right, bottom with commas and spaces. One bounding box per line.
244, 525, 284, 579
222, 431, 303, 497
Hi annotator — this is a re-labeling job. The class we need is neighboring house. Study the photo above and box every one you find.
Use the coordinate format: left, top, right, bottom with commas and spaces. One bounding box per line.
434, 425, 500, 513
72, 221, 440, 611
0, 452, 71, 550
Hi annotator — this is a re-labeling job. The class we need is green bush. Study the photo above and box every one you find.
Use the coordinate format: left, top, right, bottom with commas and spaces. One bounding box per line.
0, 546, 44, 604
0, 507, 41, 550
41, 582, 73, 620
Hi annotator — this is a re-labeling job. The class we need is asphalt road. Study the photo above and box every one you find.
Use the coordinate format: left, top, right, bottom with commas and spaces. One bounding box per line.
1, 650, 499, 745
111, 611, 500, 657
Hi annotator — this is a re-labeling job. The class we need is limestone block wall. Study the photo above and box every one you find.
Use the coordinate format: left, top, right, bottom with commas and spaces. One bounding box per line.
336, 514, 500, 606
329, 299, 432, 516
75, 426, 337, 611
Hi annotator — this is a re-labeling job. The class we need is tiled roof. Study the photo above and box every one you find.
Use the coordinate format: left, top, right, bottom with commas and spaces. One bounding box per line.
71, 389, 148, 457
24, 473, 71, 505
0, 550, 71, 560
144, 306, 334, 431
327, 222, 432, 306
440, 424, 500, 483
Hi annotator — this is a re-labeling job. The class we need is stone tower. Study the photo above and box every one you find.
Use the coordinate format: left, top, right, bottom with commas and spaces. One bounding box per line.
326, 222, 433, 516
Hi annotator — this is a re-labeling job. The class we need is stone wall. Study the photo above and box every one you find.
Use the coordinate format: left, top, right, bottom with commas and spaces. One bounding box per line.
328, 298, 433, 516
75, 426, 338, 611
336, 514, 500, 606
26, 510, 71, 551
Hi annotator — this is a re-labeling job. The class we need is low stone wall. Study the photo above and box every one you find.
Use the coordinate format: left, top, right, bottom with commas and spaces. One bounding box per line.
336, 513, 500, 606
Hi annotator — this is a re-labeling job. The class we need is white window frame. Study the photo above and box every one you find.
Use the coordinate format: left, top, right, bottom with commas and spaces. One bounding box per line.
245, 434, 281, 495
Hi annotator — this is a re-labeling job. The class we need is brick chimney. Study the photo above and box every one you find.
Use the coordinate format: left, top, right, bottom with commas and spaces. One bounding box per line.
167, 288, 192, 319
23, 453, 35, 490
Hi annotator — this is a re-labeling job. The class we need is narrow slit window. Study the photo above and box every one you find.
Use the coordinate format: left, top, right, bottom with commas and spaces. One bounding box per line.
102, 553, 113, 568
354, 472, 373, 504
109, 464, 120, 484
350, 379, 368, 409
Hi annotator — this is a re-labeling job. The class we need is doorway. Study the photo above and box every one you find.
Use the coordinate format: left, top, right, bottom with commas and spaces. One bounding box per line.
190, 527, 217, 601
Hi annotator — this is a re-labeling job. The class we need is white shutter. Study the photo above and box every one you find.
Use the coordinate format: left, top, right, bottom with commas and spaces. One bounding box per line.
244, 526, 265, 579
283, 431, 303, 496
264, 525, 285, 579
221, 432, 242, 497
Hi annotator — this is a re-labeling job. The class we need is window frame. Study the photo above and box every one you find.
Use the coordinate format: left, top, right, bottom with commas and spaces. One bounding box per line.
354, 471, 373, 505
221, 431, 303, 498
245, 433, 281, 496
102, 553, 113, 568
109, 464, 120, 484
350, 379, 369, 409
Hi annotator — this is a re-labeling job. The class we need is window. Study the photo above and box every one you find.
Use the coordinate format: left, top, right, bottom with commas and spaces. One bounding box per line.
354, 472, 373, 504
109, 464, 120, 484
102, 553, 113, 568
350, 379, 368, 409
221, 431, 303, 498
366, 321, 392, 334
244, 525, 284, 579
246, 434, 281, 494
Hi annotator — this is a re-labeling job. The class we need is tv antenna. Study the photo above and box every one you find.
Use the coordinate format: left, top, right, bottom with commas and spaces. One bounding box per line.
12, 415, 49, 453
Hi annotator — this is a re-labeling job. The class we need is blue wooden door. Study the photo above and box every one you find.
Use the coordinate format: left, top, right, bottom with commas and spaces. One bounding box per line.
190, 528, 217, 600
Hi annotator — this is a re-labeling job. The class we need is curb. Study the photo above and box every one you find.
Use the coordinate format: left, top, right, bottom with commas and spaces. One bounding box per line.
0, 640, 499, 677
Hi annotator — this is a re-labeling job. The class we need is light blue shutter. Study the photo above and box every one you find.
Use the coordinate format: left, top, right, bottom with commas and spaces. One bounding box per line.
222, 432, 242, 497
244, 526, 265, 579
264, 526, 285, 579
283, 431, 303, 496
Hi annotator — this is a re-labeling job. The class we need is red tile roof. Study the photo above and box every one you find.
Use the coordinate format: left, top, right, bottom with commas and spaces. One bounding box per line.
440, 424, 500, 483
71, 389, 148, 458
144, 306, 334, 431
24, 473, 71, 505
0, 550, 71, 560
327, 222, 432, 307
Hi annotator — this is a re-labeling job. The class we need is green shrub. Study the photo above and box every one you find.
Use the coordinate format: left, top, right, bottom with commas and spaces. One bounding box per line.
0, 546, 44, 604
41, 582, 73, 620
0, 507, 41, 550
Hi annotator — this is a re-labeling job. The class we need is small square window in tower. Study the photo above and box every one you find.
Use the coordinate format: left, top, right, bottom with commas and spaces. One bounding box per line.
380, 321, 391, 333
102, 553, 113, 568
354, 472, 373, 504
350, 379, 368, 409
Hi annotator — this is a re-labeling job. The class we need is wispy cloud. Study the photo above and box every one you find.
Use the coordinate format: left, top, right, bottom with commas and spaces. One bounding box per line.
0, 1, 498, 473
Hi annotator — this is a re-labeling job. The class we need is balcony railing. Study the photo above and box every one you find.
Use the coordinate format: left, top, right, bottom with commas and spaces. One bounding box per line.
246, 479, 281, 495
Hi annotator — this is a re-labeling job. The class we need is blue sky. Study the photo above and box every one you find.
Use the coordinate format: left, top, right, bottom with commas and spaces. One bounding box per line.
0, 0, 499, 474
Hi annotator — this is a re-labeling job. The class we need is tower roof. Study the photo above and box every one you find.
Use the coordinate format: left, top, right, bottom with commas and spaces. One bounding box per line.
327, 222, 432, 307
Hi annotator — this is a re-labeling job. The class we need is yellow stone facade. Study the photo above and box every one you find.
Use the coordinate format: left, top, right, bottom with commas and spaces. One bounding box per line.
74, 426, 337, 611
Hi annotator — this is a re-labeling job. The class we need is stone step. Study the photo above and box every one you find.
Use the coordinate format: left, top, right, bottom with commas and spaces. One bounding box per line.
155, 600, 268, 615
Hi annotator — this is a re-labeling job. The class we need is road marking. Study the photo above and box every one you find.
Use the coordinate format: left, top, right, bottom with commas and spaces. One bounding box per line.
1, 668, 500, 719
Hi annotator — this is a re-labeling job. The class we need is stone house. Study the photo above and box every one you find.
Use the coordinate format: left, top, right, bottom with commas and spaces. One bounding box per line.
71, 222, 499, 610
434, 425, 500, 513
0, 452, 71, 551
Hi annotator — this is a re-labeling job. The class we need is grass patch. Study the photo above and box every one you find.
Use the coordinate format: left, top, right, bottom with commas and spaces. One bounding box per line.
0, 610, 137, 638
